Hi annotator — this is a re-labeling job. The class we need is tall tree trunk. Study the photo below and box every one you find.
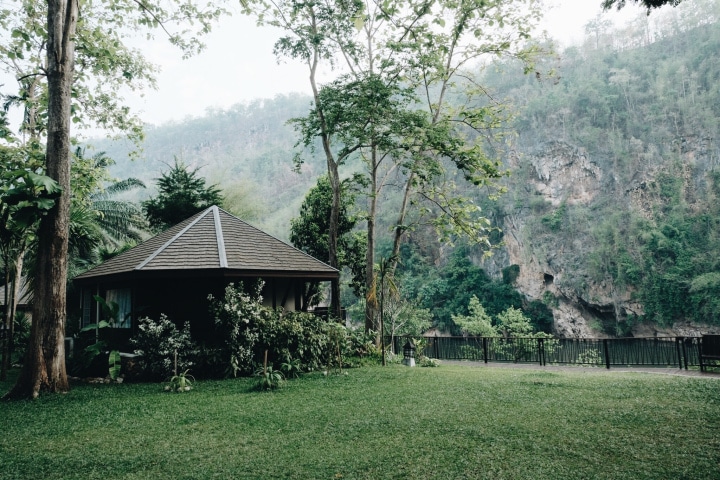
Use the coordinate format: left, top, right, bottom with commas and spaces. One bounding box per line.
4, 0, 77, 400
307, 9, 341, 319
389, 171, 414, 275
364, 149, 378, 332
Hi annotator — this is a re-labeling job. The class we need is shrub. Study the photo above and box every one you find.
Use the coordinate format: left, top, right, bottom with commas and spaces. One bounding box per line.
208, 281, 264, 377
419, 357, 440, 367
130, 315, 197, 381
343, 328, 381, 367
209, 281, 353, 376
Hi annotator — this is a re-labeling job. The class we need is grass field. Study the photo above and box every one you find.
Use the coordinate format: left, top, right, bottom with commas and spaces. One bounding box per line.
1, 365, 719, 479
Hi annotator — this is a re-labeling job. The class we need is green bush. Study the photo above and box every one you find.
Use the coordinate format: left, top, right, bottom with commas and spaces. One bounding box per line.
208, 281, 371, 377
130, 315, 198, 381
208, 281, 264, 377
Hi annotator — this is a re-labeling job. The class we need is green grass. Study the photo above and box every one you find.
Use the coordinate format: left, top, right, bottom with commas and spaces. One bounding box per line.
1, 366, 719, 480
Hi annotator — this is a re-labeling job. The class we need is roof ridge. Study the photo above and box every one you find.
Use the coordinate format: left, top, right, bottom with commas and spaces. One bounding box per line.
212, 206, 228, 268
134, 207, 214, 270
215, 206, 338, 272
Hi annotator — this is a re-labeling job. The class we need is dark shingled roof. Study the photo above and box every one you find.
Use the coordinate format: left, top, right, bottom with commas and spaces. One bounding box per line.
74, 206, 338, 282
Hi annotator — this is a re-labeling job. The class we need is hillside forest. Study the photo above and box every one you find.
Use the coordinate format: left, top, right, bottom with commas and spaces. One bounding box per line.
5, 0, 720, 342
92, 0, 720, 338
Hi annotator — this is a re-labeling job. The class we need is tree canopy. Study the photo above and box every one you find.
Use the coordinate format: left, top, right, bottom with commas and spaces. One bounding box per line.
143, 160, 224, 232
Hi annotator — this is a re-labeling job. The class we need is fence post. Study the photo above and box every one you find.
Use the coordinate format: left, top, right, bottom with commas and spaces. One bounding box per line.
675, 337, 683, 369
482, 337, 488, 364
538, 338, 545, 366
682, 338, 689, 370
434, 337, 439, 359
603, 339, 611, 370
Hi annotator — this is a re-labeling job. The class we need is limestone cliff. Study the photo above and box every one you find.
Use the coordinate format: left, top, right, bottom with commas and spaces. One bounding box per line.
485, 139, 720, 338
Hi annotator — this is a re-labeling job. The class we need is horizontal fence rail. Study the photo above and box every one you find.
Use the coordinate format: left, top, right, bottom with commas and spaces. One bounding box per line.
391, 336, 711, 370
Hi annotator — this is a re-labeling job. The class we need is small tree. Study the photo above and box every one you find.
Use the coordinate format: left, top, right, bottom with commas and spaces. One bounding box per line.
496, 307, 535, 338
143, 159, 223, 232
451, 296, 496, 337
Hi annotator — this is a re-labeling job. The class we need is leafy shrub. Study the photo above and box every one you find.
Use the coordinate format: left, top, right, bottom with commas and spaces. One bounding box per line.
254, 308, 332, 373
165, 370, 194, 392
577, 349, 603, 366
343, 328, 381, 367
130, 314, 197, 381
254, 365, 286, 390
419, 357, 440, 367
209, 281, 358, 376
208, 281, 264, 376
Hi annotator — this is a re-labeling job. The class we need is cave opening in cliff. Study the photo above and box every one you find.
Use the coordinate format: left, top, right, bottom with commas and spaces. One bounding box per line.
544, 273, 554, 286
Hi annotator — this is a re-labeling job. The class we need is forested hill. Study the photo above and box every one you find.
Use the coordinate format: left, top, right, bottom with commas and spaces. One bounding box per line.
94, 0, 720, 337
94, 93, 323, 239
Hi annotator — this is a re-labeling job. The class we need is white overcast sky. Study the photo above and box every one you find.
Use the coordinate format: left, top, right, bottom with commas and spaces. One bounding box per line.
123, 0, 652, 128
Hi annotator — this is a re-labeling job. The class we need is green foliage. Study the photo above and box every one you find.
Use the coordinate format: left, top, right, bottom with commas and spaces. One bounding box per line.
108, 350, 122, 381
78, 296, 124, 379
207, 281, 264, 377
165, 370, 194, 393
0, 0, 227, 144
451, 296, 496, 337
280, 356, 303, 379
343, 328, 382, 367
130, 315, 197, 382
290, 176, 367, 299
208, 282, 362, 377
419, 357, 441, 367
525, 299, 555, 334
496, 307, 536, 338
502, 264, 520, 285
142, 159, 223, 231
5, 313, 31, 366
254, 365, 286, 391
411, 248, 525, 332
541, 203, 567, 232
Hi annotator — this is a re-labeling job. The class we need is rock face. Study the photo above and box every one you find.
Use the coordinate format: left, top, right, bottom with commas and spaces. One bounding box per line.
486, 140, 718, 338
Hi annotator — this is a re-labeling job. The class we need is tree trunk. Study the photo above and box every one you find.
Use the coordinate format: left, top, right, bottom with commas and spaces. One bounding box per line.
4, 0, 77, 400
307, 10, 341, 319
389, 171, 414, 275
327, 162, 341, 318
364, 150, 378, 332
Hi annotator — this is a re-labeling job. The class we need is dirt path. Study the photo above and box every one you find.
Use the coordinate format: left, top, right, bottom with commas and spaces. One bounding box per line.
441, 360, 720, 378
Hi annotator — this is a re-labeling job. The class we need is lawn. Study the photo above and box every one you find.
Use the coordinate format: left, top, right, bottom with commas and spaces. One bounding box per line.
1, 365, 719, 480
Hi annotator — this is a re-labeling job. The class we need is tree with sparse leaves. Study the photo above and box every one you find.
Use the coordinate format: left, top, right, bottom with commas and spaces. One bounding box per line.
252, 0, 544, 332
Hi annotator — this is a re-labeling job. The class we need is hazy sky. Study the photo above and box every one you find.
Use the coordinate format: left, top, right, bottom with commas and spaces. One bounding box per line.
120, 0, 652, 129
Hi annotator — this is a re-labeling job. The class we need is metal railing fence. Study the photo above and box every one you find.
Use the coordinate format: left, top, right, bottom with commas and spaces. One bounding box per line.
391, 335, 707, 370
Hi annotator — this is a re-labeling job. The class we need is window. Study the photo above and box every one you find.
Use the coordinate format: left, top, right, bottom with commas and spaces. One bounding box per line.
105, 288, 132, 328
